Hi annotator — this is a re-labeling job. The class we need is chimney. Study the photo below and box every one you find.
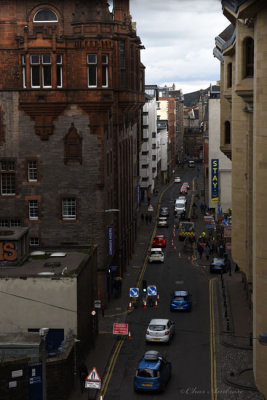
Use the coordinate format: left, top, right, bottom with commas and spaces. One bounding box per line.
113, 0, 130, 23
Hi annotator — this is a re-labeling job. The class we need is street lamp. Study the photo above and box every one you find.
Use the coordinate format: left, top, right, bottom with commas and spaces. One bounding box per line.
39, 328, 49, 400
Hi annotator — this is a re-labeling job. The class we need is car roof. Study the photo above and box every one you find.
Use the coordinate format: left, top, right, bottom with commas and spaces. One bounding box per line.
149, 318, 169, 325
138, 351, 162, 369
173, 290, 188, 296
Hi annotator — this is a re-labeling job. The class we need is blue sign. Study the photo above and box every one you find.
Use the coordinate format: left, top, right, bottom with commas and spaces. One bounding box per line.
147, 285, 157, 296
211, 159, 219, 203
130, 288, 139, 298
29, 376, 41, 385
107, 226, 114, 256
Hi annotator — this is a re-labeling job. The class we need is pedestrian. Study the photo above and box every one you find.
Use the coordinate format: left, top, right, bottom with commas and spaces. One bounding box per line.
145, 214, 148, 224
148, 214, 152, 224
141, 213, 144, 223
205, 243, 210, 260
197, 242, 204, 259
79, 363, 88, 393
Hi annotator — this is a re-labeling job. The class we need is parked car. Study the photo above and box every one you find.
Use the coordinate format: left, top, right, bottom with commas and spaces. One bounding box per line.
210, 257, 229, 273
170, 290, 192, 311
134, 350, 172, 392
149, 248, 164, 263
153, 235, 167, 248
174, 176, 181, 183
158, 217, 169, 227
146, 318, 175, 344
160, 207, 169, 217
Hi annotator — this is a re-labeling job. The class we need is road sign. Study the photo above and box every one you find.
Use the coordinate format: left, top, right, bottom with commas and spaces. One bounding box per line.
85, 381, 101, 389
113, 323, 128, 335
147, 285, 157, 296
86, 367, 101, 382
94, 300, 101, 309
129, 288, 139, 297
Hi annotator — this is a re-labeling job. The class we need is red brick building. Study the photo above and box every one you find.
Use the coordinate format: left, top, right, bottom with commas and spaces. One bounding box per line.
0, 0, 145, 303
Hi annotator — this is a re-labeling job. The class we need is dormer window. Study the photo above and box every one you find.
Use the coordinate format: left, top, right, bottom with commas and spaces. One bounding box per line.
33, 8, 58, 23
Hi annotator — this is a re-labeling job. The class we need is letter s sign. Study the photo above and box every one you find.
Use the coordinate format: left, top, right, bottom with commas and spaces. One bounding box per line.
0, 241, 18, 262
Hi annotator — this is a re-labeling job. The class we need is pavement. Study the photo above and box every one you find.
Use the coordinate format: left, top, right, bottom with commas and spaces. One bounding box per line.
68, 166, 265, 400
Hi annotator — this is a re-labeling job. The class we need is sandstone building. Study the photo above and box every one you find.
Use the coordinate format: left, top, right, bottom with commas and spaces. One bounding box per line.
0, 0, 145, 303
214, 1, 267, 396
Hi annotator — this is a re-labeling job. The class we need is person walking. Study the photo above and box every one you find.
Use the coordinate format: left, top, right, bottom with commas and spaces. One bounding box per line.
197, 242, 204, 260
205, 243, 210, 260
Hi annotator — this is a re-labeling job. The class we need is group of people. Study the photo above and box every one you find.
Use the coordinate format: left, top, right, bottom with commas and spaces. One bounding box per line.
197, 233, 216, 260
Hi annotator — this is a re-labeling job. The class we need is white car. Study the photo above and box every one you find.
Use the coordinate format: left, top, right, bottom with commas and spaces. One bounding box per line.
149, 248, 164, 263
146, 318, 175, 343
174, 176, 181, 183
158, 217, 169, 227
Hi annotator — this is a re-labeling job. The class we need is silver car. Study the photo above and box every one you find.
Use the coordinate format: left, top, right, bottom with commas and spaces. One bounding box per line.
149, 248, 164, 263
146, 318, 175, 343
158, 217, 169, 227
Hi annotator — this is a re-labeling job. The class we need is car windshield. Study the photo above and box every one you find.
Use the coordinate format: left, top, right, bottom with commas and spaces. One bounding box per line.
137, 368, 157, 378
149, 324, 166, 331
174, 296, 186, 301
155, 238, 163, 241
151, 251, 162, 255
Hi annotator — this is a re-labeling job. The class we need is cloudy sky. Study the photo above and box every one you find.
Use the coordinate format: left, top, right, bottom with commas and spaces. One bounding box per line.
116, 0, 228, 94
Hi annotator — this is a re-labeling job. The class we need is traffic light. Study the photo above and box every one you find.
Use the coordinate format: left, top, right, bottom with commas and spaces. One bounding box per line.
142, 280, 147, 293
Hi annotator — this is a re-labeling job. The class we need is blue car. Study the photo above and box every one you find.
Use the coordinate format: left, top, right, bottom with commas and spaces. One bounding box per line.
170, 290, 192, 311
134, 350, 172, 392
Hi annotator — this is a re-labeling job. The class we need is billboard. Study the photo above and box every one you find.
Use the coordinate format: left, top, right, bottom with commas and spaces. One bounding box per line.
211, 159, 219, 203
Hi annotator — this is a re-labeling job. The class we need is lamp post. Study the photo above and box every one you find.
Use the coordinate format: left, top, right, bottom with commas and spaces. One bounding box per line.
39, 328, 49, 400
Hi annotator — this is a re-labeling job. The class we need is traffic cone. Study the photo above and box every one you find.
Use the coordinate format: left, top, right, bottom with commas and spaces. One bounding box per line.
154, 300, 158, 309
100, 394, 103, 400
178, 251, 182, 259
173, 231, 176, 238
143, 299, 147, 309
157, 293, 160, 303
173, 246, 176, 252
187, 255, 191, 263
128, 330, 132, 340
128, 301, 132, 310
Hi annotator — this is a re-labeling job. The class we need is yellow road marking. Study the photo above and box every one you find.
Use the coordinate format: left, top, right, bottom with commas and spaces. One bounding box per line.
210, 278, 218, 400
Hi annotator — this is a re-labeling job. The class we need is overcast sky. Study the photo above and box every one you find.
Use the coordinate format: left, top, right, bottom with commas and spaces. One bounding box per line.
113, 0, 228, 94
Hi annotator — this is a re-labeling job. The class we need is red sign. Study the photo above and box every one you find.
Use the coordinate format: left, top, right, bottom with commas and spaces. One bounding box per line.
113, 323, 128, 335
86, 367, 101, 382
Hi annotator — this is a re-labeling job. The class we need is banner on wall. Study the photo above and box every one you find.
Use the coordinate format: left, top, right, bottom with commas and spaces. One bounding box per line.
211, 159, 219, 203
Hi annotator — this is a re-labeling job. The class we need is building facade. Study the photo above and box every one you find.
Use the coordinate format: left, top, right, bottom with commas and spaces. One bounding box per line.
0, 0, 145, 304
214, 1, 267, 396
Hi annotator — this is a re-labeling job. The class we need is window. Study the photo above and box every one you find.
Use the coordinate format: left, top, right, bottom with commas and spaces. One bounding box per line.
28, 160, 38, 182
152, 155, 156, 161
30, 237, 39, 246
64, 124, 82, 164
225, 121, 231, 145
33, 9, 58, 22
22, 55, 26, 88
1, 160, 16, 195
87, 54, 97, 87
120, 41, 126, 88
29, 200, 39, 220
102, 54, 108, 87
56, 54, 63, 88
244, 37, 254, 78
30, 54, 52, 88
0, 219, 21, 227
152, 132, 156, 138
152, 144, 156, 149
227, 63, 232, 88
62, 198, 76, 220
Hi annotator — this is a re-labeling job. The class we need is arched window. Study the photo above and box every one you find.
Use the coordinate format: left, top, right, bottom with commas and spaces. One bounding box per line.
64, 124, 82, 164
225, 121, 231, 145
33, 9, 58, 22
243, 37, 254, 78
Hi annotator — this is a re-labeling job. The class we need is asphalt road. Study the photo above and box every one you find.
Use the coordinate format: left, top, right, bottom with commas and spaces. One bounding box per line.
104, 169, 213, 400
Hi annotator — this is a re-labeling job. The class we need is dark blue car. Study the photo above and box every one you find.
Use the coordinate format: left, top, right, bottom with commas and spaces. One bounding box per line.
134, 350, 171, 392
170, 290, 192, 311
